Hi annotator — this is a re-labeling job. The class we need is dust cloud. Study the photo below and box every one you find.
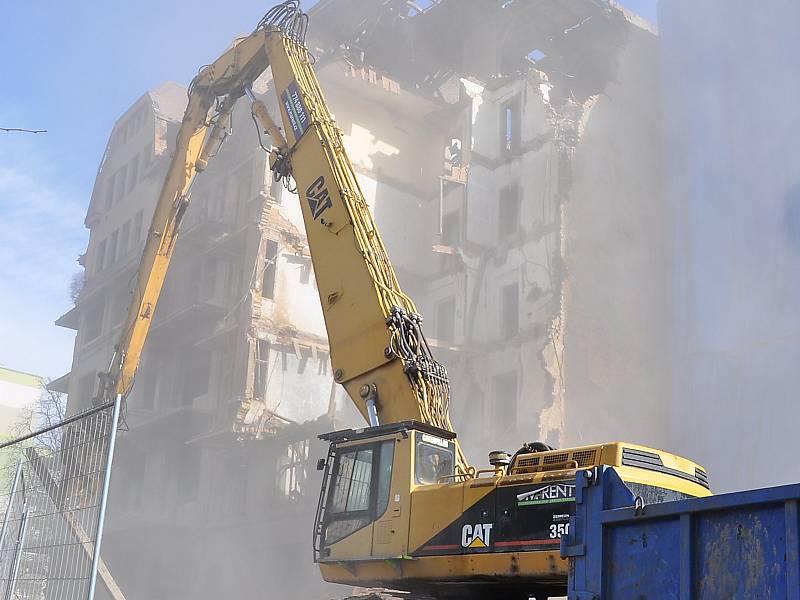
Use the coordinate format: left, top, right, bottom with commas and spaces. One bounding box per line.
661, 0, 800, 493
58, 1, 798, 599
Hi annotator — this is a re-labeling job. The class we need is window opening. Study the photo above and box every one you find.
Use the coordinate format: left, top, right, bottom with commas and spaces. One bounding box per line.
109, 229, 119, 266
439, 210, 461, 272
255, 339, 271, 400
262, 239, 278, 299
501, 96, 521, 155
441, 210, 461, 246
498, 183, 521, 238
277, 440, 309, 501
115, 164, 128, 204
120, 221, 131, 258
182, 350, 211, 405
415, 435, 455, 484
323, 441, 394, 546
330, 448, 373, 514
105, 174, 115, 212
376, 441, 394, 516
129, 154, 139, 193
95, 239, 107, 274
82, 299, 104, 343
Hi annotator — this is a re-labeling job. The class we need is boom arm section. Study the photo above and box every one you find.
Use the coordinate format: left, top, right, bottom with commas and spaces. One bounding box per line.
100, 3, 468, 473
106, 91, 215, 399
101, 32, 268, 403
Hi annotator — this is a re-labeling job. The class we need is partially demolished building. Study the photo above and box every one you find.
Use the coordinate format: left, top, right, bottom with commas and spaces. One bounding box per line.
301, 0, 668, 455
54, 1, 668, 598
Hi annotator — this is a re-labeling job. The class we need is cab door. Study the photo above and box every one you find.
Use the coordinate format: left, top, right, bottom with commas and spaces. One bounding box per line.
320, 440, 396, 560
320, 443, 377, 559
371, 438, 409, 558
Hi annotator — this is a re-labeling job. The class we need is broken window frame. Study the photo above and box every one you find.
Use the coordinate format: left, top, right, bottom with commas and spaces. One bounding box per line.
255, 339, 271, 401
441, 209, 461, 247
262, 239, 279, 300
439, 210, 462, 273
277, 439, 310, 502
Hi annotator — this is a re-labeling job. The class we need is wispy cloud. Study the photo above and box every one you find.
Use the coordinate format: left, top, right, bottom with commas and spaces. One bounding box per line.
0, 133, 88, 377
0, 169, 84, 292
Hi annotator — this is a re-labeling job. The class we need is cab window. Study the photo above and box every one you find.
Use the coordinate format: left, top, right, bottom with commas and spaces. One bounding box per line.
330, 447, 373, 513
376, 440, 394, 516
323, 440, 395, 546
415, 435, 455, 484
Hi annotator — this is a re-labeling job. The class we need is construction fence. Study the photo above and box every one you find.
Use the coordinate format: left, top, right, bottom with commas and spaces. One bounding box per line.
0, 396, 122, 600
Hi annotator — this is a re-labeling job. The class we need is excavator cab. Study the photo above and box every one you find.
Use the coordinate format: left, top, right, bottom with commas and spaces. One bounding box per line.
314, 422, 457, 564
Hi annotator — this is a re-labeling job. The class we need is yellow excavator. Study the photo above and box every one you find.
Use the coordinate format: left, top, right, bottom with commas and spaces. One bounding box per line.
97, 3, 711, 598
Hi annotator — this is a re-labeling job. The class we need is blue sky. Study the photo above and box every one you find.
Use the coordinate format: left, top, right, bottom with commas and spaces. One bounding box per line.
0, 0, 657, 378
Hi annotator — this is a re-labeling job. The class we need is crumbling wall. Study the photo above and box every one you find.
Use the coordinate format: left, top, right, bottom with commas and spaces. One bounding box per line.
351, 61, 570, 465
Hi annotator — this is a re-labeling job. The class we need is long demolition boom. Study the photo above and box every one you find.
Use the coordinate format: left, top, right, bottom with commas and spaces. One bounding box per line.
99, 2, 468, 472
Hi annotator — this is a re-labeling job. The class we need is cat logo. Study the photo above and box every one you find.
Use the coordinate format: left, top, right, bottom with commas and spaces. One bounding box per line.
461, 523, 493, 549
306, 175, 333, 221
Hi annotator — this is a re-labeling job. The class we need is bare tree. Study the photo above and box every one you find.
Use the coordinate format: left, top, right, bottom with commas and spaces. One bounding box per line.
70, 272, 85, 303
10, 380, 67, 453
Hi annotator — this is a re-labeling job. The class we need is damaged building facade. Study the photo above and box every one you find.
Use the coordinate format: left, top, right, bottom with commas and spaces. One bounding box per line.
53, 1, 669, 598
306, 0, 670, 456
52, 80, 342, 598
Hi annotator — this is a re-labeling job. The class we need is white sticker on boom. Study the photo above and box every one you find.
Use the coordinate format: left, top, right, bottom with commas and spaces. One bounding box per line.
421, 433, 449, 448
